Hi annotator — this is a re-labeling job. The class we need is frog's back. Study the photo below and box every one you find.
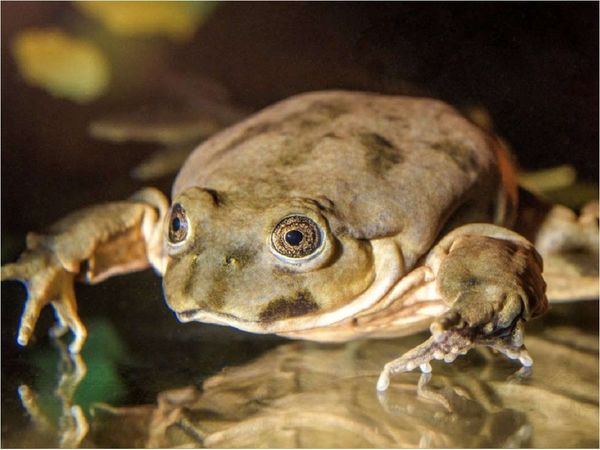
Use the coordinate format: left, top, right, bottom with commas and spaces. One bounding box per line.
174, 91, 509, 268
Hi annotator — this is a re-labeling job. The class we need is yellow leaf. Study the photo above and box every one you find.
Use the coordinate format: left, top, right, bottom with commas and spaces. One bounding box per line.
76, 1, 216, 42
12, 28, 110, 103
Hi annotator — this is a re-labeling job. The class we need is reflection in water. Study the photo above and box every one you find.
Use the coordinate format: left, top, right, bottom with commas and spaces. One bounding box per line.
9, 309, 599, 448
19, 341, 88, 449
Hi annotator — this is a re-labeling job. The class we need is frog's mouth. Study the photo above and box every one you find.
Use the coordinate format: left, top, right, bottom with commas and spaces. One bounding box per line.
176, 239, 406, 334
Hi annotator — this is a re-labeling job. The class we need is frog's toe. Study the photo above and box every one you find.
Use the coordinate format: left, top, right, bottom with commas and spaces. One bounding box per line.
507, 365, 532, 383
377, 367, 392, 392
18, 299, 46, 346
493, 343, 533, 367
52, 296, 87, 354
66, 320, 87, 354
376, 333, 473, 391
376, 338, 437, 391
484, 319, 533, 368
430, 309, 466, 336
376, 359, 424, 391
1, 262, 24, 281
1, 256, 40, 282
420, 362, 432, 373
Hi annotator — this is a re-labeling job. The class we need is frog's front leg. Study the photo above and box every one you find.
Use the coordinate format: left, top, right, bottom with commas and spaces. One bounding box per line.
1, 188, 169, 353
377, 224, 547, 391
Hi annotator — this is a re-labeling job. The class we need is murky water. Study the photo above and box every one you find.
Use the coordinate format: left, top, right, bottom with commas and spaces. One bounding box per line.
1, 272, 598, 448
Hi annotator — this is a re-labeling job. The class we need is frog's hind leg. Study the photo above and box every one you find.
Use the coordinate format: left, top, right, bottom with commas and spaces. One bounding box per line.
515, 189, 598, 302
377, 224, 547, 391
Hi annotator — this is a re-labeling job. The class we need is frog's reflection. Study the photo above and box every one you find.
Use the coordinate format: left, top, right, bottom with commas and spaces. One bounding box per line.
17, 324, 599, 448
18, 337, 528, 448
17, 339, 88, 448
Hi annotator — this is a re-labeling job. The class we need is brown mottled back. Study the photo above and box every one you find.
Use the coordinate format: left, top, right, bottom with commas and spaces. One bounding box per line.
174, 91, 503, 269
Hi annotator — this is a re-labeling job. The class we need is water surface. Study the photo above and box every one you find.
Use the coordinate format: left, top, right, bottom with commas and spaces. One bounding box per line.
1, 275, 598, 447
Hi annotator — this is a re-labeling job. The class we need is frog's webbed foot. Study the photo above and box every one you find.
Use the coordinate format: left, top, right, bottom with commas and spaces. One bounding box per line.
377, 317, 533, 392
429, 292, 534, 366
2, 188, 168, 354
2, 250, 86, 353
377, 225, 547, 391
377, 333, 471, 391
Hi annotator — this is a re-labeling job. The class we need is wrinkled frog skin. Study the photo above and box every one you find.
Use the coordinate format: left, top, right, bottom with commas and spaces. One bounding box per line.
2, 91, 598, 390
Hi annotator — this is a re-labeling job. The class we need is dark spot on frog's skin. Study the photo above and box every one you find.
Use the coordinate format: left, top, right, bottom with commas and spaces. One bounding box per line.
274, 129, 341, 168
431, 140, 479, 174
383, 114, 407, 123
322, 132, 342, 140
204, 188, 222, 206
214, 101, 349, 159
463, 277, 480, 288
275, 101, 348, 131
217, 123, 275, 156
259, 290, 319, 322
252, 175, 291, 193
298, 119, 321, 129
276, 143, 313, 167
360, 132, 403, 173
309, 101, 349, 119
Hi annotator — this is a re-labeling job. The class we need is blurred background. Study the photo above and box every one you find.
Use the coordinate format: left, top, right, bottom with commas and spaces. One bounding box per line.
1, 2, 598, 446
2, 2, 598, 235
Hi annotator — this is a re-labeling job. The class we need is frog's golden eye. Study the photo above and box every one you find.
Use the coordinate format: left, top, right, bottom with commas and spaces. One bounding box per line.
168, 203, 189, 244
271, 215, 322, 260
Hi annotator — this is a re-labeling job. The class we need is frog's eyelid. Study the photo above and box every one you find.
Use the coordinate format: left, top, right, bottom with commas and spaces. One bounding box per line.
271, 246, 325, 265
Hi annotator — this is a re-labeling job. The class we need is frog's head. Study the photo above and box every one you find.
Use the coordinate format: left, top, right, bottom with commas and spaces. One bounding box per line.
162, 187, 401, 334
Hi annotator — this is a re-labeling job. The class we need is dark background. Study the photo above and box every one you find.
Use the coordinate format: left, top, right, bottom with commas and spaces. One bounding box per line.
2, 2, 598, 234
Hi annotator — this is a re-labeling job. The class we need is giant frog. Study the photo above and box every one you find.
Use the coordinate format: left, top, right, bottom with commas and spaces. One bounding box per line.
2, 91, 598, 390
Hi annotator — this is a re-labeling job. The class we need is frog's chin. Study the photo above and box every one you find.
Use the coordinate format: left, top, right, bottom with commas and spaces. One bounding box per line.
176, 238, 405, 334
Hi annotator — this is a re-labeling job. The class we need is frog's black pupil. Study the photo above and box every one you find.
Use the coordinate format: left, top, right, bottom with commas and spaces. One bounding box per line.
172, 217, 181, 232
285, 230, 304, 246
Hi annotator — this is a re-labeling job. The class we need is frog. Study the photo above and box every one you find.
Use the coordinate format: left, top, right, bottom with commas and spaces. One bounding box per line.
2, 91, 598, 391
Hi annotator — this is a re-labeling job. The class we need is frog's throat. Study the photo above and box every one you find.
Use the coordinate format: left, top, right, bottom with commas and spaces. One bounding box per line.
177, 238, 412, 334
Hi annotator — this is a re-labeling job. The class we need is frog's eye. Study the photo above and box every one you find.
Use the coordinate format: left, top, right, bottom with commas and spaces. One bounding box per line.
168, 203, 189, 244
271, 215, 323, 260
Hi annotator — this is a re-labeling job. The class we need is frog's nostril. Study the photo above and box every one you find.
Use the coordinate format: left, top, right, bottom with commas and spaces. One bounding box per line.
225, 256, 239, 267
